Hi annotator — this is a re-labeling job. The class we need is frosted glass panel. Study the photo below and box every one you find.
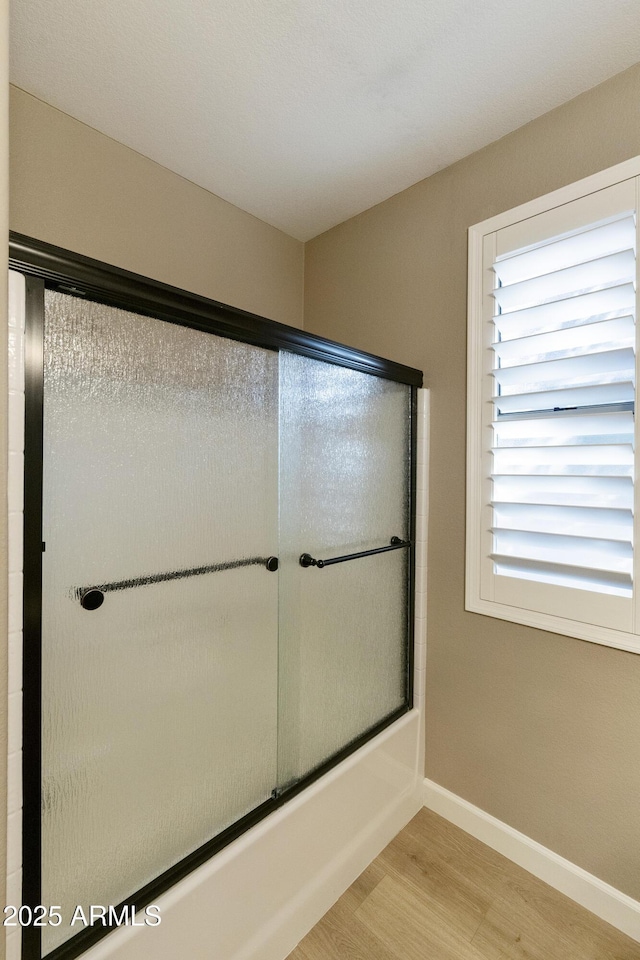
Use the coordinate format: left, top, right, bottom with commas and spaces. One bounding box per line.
41, 292, 279, 954
278, 353, 411, 786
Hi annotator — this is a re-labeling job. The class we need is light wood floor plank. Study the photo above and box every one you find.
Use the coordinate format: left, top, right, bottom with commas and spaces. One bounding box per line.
377, 825, 490, 936
354, 873, 489, 960
337, 859, 387, 914
290, 898, 399, 960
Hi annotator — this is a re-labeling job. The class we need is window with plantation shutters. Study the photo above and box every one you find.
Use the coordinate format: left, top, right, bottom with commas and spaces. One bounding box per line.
491, 214, 636, 598
467, 163, 640, 653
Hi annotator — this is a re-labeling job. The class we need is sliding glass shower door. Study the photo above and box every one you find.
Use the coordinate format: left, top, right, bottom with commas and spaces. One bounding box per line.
277, 353, 411, 786
13, 238, 420, 960
41, 291, 280, 955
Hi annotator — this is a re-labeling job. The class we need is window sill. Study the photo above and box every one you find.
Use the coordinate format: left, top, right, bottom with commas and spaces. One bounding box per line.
465, 593, 640, 654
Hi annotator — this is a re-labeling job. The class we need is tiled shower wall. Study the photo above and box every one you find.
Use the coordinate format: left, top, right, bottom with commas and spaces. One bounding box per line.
7, 270, 25, 960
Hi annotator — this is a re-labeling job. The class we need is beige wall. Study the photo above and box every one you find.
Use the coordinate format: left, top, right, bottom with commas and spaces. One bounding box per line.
305, 62, 640, 900
9, 86, 304, 326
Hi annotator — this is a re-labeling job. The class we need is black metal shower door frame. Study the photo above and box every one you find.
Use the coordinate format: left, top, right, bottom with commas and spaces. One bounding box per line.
10, 232, 422, 960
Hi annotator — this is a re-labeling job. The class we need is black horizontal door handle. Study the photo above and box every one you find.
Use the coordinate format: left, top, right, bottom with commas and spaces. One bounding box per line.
78, 555, 279, 609
299, 536, 410, 569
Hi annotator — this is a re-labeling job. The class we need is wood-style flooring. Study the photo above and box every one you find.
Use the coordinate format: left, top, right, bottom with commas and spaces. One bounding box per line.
286, 807, 640, 960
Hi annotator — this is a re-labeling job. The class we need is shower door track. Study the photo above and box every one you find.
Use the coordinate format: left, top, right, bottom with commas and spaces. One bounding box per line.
10, 232, 422, 960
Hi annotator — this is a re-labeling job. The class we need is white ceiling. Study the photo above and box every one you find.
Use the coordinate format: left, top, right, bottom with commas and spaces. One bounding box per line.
10, 0, 640, 241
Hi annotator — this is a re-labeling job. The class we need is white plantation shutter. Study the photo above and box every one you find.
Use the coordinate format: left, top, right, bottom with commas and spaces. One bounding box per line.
467, 165, 640, 650
490, 213, 636, 598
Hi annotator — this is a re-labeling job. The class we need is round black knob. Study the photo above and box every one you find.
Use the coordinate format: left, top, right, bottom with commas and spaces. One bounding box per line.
265, 556, 279, 572
80, 589, 104, 610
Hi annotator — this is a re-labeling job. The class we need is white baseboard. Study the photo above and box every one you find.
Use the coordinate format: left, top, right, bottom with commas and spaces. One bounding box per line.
423, 778, 640, 944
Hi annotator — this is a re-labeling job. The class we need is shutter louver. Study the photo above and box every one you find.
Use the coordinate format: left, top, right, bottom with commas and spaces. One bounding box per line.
490, 214, 636, 598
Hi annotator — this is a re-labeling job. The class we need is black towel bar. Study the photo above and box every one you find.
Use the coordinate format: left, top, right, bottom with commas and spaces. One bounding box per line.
78, 555, 279, 609
299, 536, 410, 569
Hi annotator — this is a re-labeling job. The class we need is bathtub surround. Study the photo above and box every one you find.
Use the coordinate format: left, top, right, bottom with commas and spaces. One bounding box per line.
8, 235, 425, 959
5, 275, 429, 958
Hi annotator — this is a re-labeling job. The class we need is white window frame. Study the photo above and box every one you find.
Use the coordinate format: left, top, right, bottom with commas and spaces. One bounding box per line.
467, 156, 640, 654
